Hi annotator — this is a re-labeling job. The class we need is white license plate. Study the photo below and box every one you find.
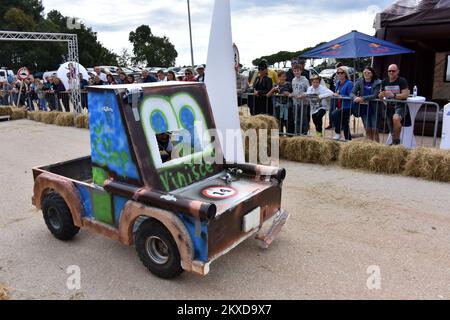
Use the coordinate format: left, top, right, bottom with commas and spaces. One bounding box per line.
242, 207, 261, 232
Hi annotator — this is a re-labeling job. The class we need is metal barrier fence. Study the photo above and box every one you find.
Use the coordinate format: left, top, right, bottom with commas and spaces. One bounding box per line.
0, 90, 88, 113
240, 92, 443, 148
2, 87, 443, 148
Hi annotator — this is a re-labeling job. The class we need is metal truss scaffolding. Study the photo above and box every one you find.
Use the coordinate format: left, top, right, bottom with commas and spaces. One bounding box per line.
0, 30, 81, 112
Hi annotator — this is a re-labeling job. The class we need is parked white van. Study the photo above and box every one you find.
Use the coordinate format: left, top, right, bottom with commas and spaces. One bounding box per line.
0, 69, 7, 83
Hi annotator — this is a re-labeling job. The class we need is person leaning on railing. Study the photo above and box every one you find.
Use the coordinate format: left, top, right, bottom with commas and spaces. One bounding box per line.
378, 64, 411, 146
351, 66, 382, 142
235, 63, 248, 107
290, 64, 310, 135
268, 70, 292, 133
304, 75, 334, 138
331, 66, 354, 141
253, 61, 273, 115
51, 77, 67, 112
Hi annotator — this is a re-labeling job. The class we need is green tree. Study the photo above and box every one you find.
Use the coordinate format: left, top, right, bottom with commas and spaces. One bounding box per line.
0, 3, 117, 73
129, 25, 177, 67
117, 48, 132, 67
252, 42, 327, 67
3, 8, 36, 30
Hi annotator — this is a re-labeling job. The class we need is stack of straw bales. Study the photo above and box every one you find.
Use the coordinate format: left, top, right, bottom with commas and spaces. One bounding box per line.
404, 148, 450, 182
0, 106, 27, 120
28, 111, 89, 129
0, 106, 13, 117
75, 114, 89, 128
10, 108, 27, 120
339, 140, 409, 174
42, 111, 61, 124
55, 112, 75, 127
240, 114, 279, 163
282, 136, 341, 165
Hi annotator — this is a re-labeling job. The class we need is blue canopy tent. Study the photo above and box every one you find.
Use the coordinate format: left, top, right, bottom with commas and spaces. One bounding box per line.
301, 30, 414, 60
301, 30, 414, 137
301, 30, 414, 81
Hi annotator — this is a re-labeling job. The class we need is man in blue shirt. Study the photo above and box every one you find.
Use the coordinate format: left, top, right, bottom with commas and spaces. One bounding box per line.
142, 69, 157, 83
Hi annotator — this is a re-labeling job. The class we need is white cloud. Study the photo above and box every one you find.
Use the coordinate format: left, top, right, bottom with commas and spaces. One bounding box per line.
41, 0, 392, 67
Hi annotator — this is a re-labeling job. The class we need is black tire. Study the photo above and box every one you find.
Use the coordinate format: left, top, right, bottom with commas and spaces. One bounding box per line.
42, 192, 80, 240
135, 220, 183, 279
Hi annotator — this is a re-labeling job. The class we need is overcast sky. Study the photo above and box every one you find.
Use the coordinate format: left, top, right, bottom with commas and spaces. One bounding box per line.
41, 0, 395, 67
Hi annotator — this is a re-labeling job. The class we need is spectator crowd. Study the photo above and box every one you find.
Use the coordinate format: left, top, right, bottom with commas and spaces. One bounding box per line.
1, 59, 414, 145
238, 57, 411, 145
0, 65, 207, 112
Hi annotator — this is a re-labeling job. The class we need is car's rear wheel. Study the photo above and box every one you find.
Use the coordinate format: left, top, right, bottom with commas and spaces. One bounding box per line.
135, 220, 183, 279
42, 192, 80, 240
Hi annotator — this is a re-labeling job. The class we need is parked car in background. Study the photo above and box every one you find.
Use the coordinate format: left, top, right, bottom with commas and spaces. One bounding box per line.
168, 67, 181, 74
319, 68, 335, 81
99, 66, 119, 77
309, 67, 321, 78
0, 69, 7, 82
43, 71, 58, 80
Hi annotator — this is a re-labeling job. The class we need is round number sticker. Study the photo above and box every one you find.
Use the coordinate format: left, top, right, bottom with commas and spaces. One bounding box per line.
201, 186, 237, 200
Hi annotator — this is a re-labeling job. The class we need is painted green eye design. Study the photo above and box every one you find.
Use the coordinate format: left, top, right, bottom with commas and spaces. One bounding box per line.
179, 105, 195, 129
150, 109, 168, 133
139, 93, 212, 168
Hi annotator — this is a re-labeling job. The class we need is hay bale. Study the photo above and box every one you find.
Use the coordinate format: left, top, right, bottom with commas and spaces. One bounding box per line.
10, 108, 27, 120
83, 114, 89, 129
77, 114, 89, 129
0, 106, 13, 116
323, 139, 341, 162
41, 111, 61, 124
283, 136, 338, 165
241, 115, 280, 164
252, 114, 278, 130
75, 114, 85, 128
404, 147, 450, 182
339, 140, 409, 174
279, 137, 290, 159
0, 283, 8, 300
55, 112, 75, 127
247, 117, 268, 131
32, 111, 45, 122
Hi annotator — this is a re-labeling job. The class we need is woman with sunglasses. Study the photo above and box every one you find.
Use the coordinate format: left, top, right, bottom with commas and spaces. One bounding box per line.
351, 66, 382, 142
331, 66, 354, 140
182, 69, 196, 82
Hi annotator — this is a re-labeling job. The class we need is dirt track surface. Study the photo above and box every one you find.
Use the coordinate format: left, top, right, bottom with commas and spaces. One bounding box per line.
1, 119, 449, 300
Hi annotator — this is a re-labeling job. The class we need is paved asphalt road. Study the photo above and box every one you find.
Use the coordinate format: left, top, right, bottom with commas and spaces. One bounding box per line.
0, 120, 449, 299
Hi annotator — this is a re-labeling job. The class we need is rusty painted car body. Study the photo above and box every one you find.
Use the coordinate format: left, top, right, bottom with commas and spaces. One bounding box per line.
32, 82, 289, 278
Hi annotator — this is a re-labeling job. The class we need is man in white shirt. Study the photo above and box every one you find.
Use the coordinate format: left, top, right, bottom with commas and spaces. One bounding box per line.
196, 65, 205, 82
94, 66, 107, 83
